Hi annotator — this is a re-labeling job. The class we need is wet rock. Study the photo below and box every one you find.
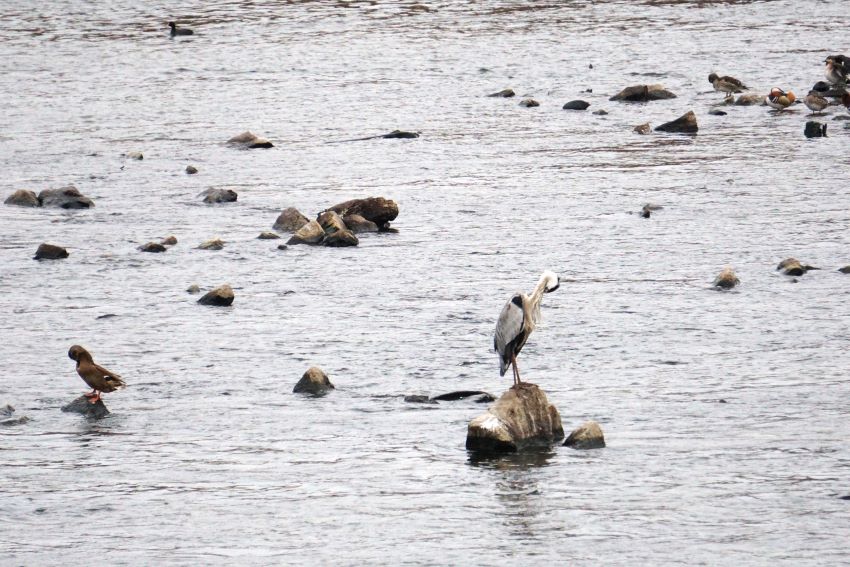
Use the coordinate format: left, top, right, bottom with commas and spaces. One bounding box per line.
197, 284, 234, 306
804, 121, 828, 138
139, 242, 167, 253
776, 258, 818, 276
655, 110, 698, 134
327, 197, 399, 227
734, 93, 764, 106
273, 207, 310, 232
61, 395, 110, 419
709, 109, 727, 116
317, 210, 347, 235
466, 382, 564, 453
563, 100, 590, 110
257, 231, 280, 240
342, 214, 379, 233
564, 420, 606, 449
1, 416, 30, 427
125, 151, 143, 160
838, 266, 850, 274
404, 395, 437, 404
382, 130, 419, 139
293, 366, 335, 395
186, 284, 201, 294
277, 244, 288, 251
161, 235, 178, 246
633, 122, 651, 135
287, 220, 325, 245
38, 186, 94, 209
323, 229, 359, 247
227, 130, 274, 149
487, 88, 515, 98
199, 188, 237, 204
592, 109, 609, 115
4, 189, 40, 207
34, 243, 69, 260
432, 390, 495, 402
519, 98, 539, 107
610, 84, 676, 102
197, 238, 224, 250
713, 266, 740, 289
185, 165, 198, 174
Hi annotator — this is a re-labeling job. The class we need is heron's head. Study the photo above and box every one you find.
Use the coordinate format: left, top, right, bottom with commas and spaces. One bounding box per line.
541, 271, 560, 293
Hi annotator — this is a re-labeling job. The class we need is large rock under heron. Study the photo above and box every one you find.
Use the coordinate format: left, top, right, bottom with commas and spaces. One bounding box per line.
62, 395, 110, 419
466, 382, 564, 452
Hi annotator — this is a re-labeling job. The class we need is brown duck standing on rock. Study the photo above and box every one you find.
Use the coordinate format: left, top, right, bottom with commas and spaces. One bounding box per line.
68, 345, 125, 403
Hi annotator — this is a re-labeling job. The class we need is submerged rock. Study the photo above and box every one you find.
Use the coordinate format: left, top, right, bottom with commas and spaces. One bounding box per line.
293, 366, 335, 395
273, 207, 310, 232
62, 395, 110, 419
34, 243, 69, 260
186, 284, 201, 294
404, 395, 438, 404
197, 284, 234, 306
0, 416, 29, 427
287, 220, 325, 245
519, 98, 540, 107
0, 404, 14, 416
342, 214, 379, 233
713, 266, 740, 289
257, 231, 280, 240
327, 197, 398, 227
199, 188, 238, 204
487, 88, 515, 98
610, 84, 676, 102
564, 420, 606, 449
776, 258, 818, 276
227, 131, 274, 149
804, 121, 828, 138
466, 382, 564, 453
161, 235, 178, 246
4, 189, 40, 207
323, 229, 359, 247
197, 238, 224, 250
139, 242, 167, 253
125, 151, 143, 160
655, 111, 698, 134
633, 122, 651, 135
431, 390, 495, 402
382, 130, 419, 139
563, 100, 590, 110
38, 186, 94, 209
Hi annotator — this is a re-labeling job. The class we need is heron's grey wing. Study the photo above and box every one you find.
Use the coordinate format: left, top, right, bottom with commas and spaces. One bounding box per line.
494, 294, 524, 355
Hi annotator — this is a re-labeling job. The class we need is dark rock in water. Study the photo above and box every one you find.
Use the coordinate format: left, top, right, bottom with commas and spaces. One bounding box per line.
4, 189, 40, 207
273, 207, 310, 232
327, 197, 399, 226
197, 238, 224, 250
199, 188, 238, 204
277, 244, 288, 251
804, 121, 827, 138
610, 84, 676, 102
466, 382, 564, 453
564, 420, 606, 449
776, 258, 818, 276
185, 165, 198, 174
287, 220, 325, 245
734, 93, 763, 106
293, 366, 335, 395
323, 229, 359, 247
404, 395, 437, 404
840, 495, 850, 501
519, 98, 539, 107
709, 109, 727, 116
139, 242, 167, 253
713, 266, 740, 289
38, 186, 94, 209
838, 266, 850, 274
563, 100, 590, 110
257, 231, 280, 240
62, 395, 110, 419
592, 109, 608, 115
186, 284, 200, 294
633, 122, 651, 135
1, 404, 14, 416
476, 394, 496, 403
227, 131, 274, 149
1, 416, 30, 427
197, 284, 234, 306
487, 88, 515, 98
34, 243, 69, 260
382, 130, 419, 139
343, 214, 379, 233
655, 111, 698, 134
317, 210, 347, 235
432, 390, 495, 402
161, 235, 178, 246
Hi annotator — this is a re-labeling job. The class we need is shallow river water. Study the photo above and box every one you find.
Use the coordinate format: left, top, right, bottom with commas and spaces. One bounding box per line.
1, 1, 849, 565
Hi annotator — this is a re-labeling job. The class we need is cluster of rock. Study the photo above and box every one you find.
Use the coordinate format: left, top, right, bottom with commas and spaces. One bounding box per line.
5, 186, 94, 209
140, 235, 178, 253
273, 197, 399, 248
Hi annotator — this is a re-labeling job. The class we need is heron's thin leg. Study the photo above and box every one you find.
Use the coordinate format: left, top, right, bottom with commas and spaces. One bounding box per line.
511, 353, 521, 384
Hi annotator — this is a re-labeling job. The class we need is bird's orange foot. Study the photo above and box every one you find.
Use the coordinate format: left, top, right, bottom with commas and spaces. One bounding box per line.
87, 395, 101, 404
84, 392, 97, 398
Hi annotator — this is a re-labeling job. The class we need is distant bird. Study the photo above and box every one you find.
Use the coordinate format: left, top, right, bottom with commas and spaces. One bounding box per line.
766, 87, 796, 110
824, 55, 849, 84
68, 345, 126, 403
708, 73, 748, 96
494, 271, 560, 385
804, 90, 828, 115
169, 21, 194, 36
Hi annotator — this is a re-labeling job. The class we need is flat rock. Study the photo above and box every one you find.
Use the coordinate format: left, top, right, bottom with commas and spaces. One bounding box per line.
273, 207, 310, 232
125, 151, 143, 160
197, 284, 234, 306
404, 395, 438, 404
293, 366, 335, 395
38, 186, 94, 209
382, 130, 419, 139
734, 93, 764, 106
713, 267, 740, 289
197, 238, 224, 250
466, 382, 564, 453
342, 214, 379, 233
592, 109, 609, 115
563, 100, 590, 110
4, 189, 40, 207
431, 390, 494, 402
519, 99, 539, 107
327, 197, 398, 227
139, 242, 167, 253
655, 110, 698, 134
487, 88, 515, 98
199, 188, 237, 204
323, 229, 359, 247
610, 84, 676, 102
709, 109, 727, 116
287, 220, 325, 245
61, 395, 110, 419
34, 243, 69, 260
227, 130, 273, 148
257, 231, 280, 240
317, 210, 347, 235
564, 420, 606, 449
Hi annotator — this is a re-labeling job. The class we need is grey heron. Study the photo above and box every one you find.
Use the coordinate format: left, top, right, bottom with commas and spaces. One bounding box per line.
494, 271, 560, 385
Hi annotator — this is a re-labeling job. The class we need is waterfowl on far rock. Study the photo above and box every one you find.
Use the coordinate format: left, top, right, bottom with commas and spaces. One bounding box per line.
708, 73, 748, 96
766, 87, 796, 110
169, 21, 194, 36
804, 90, 828, 115
68, 345, 126, 404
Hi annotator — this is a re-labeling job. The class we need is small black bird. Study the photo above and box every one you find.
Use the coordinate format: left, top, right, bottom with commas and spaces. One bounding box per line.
169, 21, 194, 37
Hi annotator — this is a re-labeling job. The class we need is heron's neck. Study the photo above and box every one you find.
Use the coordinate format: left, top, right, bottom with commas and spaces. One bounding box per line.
528, 278, 548, 325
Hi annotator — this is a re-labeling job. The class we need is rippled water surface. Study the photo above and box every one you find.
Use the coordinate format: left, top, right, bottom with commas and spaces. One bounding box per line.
2, 1, 849, 565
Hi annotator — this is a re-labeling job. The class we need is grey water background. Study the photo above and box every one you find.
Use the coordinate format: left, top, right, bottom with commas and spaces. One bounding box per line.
1, 1, 849, 564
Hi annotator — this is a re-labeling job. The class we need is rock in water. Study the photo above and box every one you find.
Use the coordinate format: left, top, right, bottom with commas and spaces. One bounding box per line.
609, 84, 677, 101
487, 88, 515, 98
161, 235, 178, 246
186, 284, 201, 294
38, 186, 94, 209
713, 266, 740, 289
62, 395, 110, 419
199, 188, 238, 204
125, 151, 143, 160
465, 383, 564, 453
562, 100, 590, 110
273, 207, 310, 232
342, 214, 379, 233
0, 404, 14, 416
633, 122, 651, 135
519, 99, 540, 107
287, 220, 325, 245
734, 93, 763, 106
185, 165, 198, 174
776, 257, 818, 276
197, 238, 224, 250
257, 231, 280, 240
317, 210, 348, 235
804, 121, 827, 138
4, 189, 40, 207
197, 284, 234, 306
34, 243, 69, 260
839, 266, 850, 274
227, 131, 274, 149
323, 229, 359, 247
139, 242, 167, 253
382, 130, 419, 139
293, 366, 335, 395
564, 420, 606, 449
327, 197, 398, 227
655, 111, 698, 134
